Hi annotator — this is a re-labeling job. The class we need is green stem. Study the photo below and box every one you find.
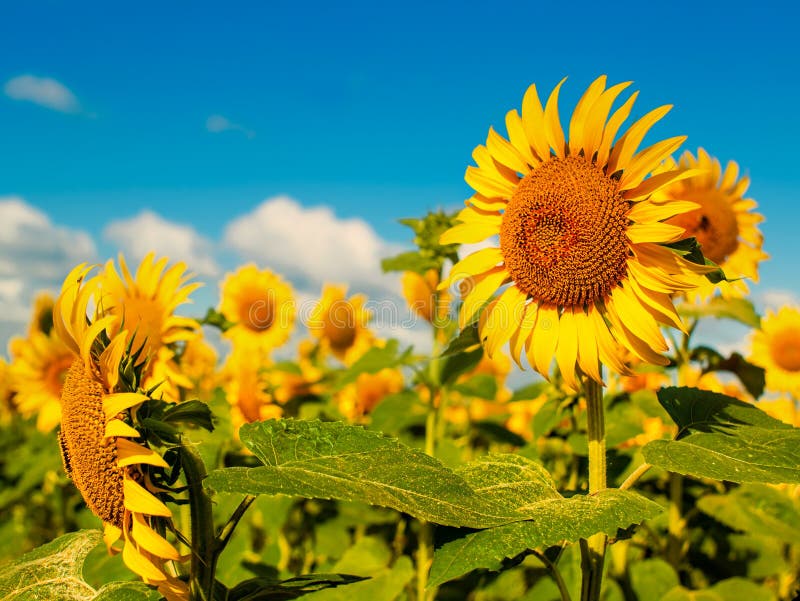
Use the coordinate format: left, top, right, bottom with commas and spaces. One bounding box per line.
619, 463, 652, 491
666, 472, 684, 567
580, 374, 607, 601
179, 443, 216, 600
533, 549, 572, 601
216, 495, 256, 553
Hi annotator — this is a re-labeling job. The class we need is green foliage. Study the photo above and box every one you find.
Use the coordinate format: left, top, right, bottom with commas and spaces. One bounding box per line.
0, 530, 161, 600
428, 489, 662, 587
690, 346, 766, 397
642, 387, 800, 483
381, 211, 459, 275
335, 340, 415, 387
679, 297, 761, 329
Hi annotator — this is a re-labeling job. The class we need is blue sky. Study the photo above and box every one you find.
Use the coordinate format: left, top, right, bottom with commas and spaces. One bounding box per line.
1, 0, 798, 353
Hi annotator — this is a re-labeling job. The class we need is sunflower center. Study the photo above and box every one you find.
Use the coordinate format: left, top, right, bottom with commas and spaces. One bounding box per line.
238, 291, 276, 332
770, 328, 800, 372
323, 301, 358, 350
500, 156, 629, 306
668, 190, 739, 264
59, 361, 125, 528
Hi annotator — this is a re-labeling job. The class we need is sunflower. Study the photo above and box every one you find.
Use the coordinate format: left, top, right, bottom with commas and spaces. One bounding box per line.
440, 75, 713, 389
54, 264, 189, 600
337, 367, 403, 421
101, 253, 201, 366
402, 270, 451, 326
8, 330, 74, 431
219, 264, 295, 352
27, 292, 56, 336
750, 307, 800, 397
177, 336, 219, 396
658, 149, 768, 301
308, 284, 373, 365
221, 349, 283, 427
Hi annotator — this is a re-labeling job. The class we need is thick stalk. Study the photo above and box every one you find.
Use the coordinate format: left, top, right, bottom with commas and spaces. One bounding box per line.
179, 443, 216, 600
580, 375, 607, 601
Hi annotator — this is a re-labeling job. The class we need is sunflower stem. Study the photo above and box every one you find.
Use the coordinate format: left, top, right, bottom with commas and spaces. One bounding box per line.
179, 443, 216, 601
580, 374, 607, 601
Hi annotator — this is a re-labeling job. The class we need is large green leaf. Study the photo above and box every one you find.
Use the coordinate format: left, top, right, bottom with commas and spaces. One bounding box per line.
0, 530, 160, 601
628, 559, 679, 601
661, 578, 774, 601
206, 421, 534, 528
427, 489, 662, 587
642, 387, 800, 483
335, 341, 414, 387
697, 484, 800, 544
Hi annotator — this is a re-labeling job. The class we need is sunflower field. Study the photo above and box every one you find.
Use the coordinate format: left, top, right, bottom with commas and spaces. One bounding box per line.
2, 76, 799, 601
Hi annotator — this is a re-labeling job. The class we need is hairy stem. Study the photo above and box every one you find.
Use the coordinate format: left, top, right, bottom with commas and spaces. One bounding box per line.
580, 374, 607, 601
179, 443, 216, 600
533, 549, 572, 601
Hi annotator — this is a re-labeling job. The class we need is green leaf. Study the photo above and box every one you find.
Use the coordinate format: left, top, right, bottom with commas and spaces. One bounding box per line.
0, 530, 159, 600
200, 307, 235, 332
227, 574, 369, 601
642, 387, 800, 483
690, 346, 766, 398
300, 558, 413, 601
380, 251, 439, 275
440, 321, 480, 357
440, 347, 483, 385
163, 399, 214, 432
451, 374, 498, 400
678, 297, 761, 328
335, 340, 414, 387
629, 559, 679, 601
367, 392, 427, 436
428, 489, 662, 587
206, 421, 532, 528
509, 381, 548, 403
697, 483, 800, 544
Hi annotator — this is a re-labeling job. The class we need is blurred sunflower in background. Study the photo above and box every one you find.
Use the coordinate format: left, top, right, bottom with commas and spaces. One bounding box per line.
750, 307, 800, 398
402, 269, 451, 328
440, 75, 713, 389
101, 253, 201, 402
54, 262, 190, 600
219, 264, 295, 352
660, 149, 768, 301
309, 284, 373, 365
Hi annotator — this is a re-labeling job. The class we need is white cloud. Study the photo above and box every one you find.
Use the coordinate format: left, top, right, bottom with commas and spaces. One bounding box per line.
0, 197, 96, 347
224, 196, 403, 295
757, 289, 799, 312
4, 74, 80, 113
103, 210, 220, 277
206, 114, 254, 138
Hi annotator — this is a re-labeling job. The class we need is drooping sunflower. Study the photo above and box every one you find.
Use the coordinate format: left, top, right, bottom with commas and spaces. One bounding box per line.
440, 75, 713, 388
308, 284, 373, 365
8, 330, 74, 431
658, 149, 768, 301
219, 264, 295, 352
750, 307, 800, 397
54, 264, 189, 601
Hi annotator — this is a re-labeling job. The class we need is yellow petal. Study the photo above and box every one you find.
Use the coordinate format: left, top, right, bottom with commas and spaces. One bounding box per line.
627, 199, 700, 223
509, 302, 538, 369
117, 438, 169, 468
588, 306, 631, 376
487, 127, 530, 174
568, 75, 607, 155
131, 512, 180, 561
627, 222, 686, 244
122, 538, 167, 582
618, 136, 686, 190
528, 304, 559, 378
105, 419, 141, 439
543, 77, 567, 157
555, 309, 579, 391
521, 83, 551, 161
582, 81, 632, 157
625, 168, 704, 201
505, 109, 539, 167
459, 268, 508, 329
123, 476, 172, 517
608, 105, 673, 173
103, 522, 123, 553
465, 165, 517, 198
595, 91, 639, 167
442, 248, 503, 289
609, 285, 668, 353
574, 310, 602, 383
626, 274, 687, 333
481, 285, 528, 357
439, 221, 499, 245
104, 392, 150, 420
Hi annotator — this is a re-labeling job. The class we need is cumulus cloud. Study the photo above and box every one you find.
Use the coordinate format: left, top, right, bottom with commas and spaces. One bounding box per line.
4, 74, 80, 113
758, 289, 799, 312
224, 196, 403, 295
206, 114, 254, 138
103, 210, 220, 277
0, 197, 96, 345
